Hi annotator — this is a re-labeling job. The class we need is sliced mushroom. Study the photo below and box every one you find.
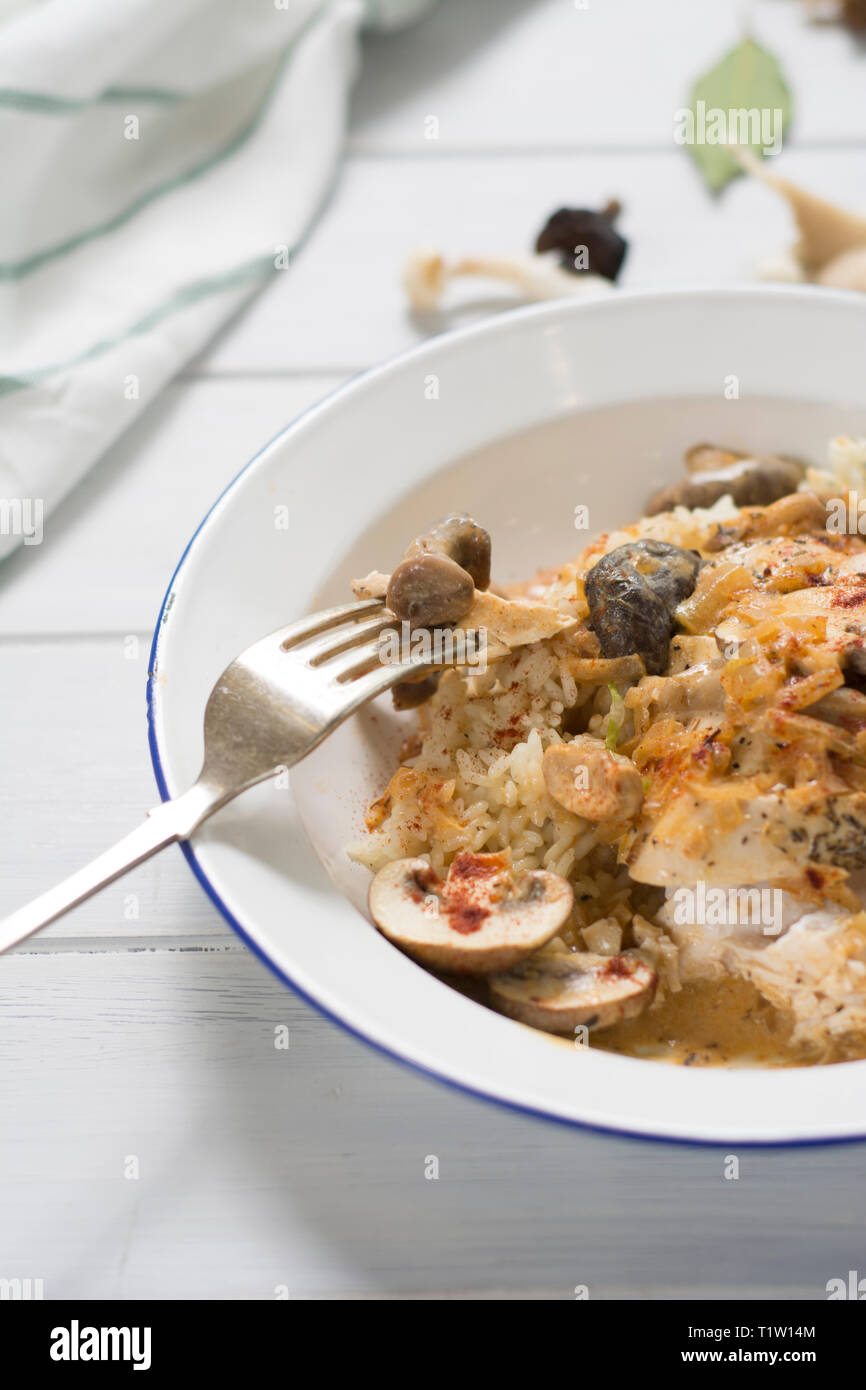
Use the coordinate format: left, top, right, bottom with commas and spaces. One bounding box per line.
647, 457, 803, 516
368, 852, 573, 975
584, 539, 702, 675
406, 515, 491, 590
543, 737, 644, 822
489, 950, 657, 1035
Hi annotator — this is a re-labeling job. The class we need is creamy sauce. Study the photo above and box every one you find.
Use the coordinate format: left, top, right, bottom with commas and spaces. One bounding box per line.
594, 978, 799, 1068
455, 973, 804, 1066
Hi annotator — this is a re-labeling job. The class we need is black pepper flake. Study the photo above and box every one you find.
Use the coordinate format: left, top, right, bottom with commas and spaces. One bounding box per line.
534, 200, 628, 282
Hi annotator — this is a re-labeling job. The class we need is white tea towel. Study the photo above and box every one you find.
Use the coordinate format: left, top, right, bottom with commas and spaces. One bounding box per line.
0, 0, 436, 558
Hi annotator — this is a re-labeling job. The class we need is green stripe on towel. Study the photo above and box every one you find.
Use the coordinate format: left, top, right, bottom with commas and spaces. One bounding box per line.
0, 5, 323, 281
0, 254, 275, 398
0, 86, 183, 113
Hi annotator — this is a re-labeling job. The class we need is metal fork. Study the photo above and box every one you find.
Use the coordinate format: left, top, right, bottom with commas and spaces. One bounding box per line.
0, 598, 431, 955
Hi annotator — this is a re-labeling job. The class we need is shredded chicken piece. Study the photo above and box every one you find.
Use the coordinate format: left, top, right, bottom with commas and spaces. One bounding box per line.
660, 894, 866, 1058
349, 568, 579, 661
452, 589, 578, 659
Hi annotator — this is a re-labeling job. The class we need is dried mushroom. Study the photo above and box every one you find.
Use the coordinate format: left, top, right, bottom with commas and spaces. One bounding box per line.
534, 200, 628, 282
368, 851, 573, 974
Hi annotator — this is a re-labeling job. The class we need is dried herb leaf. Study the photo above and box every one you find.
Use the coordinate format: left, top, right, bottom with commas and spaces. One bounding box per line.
683, 37, 793, 193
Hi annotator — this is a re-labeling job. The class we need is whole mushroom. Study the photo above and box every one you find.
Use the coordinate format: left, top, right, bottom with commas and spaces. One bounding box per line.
405, 515, 492, 590
386, 514, 491, 630
647, 456, 804, 516
684, 442, 747, 474
584, 539, 702, 675
386, 554, 474, 630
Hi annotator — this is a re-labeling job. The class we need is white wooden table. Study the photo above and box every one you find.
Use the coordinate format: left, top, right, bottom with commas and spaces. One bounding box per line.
4, 0, 866, 1300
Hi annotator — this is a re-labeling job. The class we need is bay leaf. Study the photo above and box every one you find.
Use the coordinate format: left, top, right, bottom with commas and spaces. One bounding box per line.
684, 37, 793, 192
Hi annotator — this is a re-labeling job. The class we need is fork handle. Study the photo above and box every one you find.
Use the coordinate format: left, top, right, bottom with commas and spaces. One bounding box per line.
0, 787, 215, 955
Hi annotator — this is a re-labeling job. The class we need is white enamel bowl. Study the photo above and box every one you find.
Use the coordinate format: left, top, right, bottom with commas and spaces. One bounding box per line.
148, 286, 866, 1145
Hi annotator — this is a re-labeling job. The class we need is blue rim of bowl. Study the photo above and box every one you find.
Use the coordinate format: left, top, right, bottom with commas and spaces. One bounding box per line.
147, 284, 866, 1150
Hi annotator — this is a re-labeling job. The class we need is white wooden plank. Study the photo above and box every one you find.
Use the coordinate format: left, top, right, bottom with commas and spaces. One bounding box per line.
5, 153, 864, 638
196, 145, 866, 376
0, 377, 342, 636
0, 639, 233, 941
350, 0, 866, 153
1, 947, 865, 1298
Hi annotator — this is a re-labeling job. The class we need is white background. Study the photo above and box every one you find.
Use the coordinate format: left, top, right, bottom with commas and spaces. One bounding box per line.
3, 0, 866, 1298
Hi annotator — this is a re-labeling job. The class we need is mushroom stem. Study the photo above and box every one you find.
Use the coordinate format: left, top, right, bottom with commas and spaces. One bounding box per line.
733, 146, 866, 273
403, 248, 613, 312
